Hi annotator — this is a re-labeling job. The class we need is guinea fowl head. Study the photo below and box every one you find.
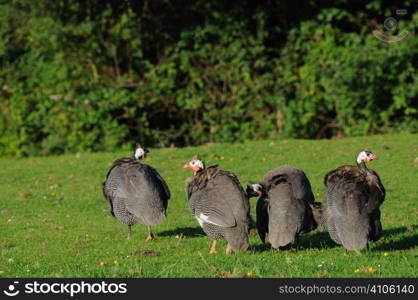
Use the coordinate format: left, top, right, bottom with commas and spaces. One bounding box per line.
134, 143, 149, 160
246, 183, 264, 198
356, 149, 377, 167
183, 154, 205, 173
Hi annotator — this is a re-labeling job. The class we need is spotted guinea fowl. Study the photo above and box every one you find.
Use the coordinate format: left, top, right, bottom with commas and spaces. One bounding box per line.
103, 144, 170, 241
246, 166, 318, 249
184, 155, 250, 254
322, 149, 385, 251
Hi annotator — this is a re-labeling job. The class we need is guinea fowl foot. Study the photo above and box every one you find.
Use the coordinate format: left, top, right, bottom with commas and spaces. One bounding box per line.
145, 234, 155, 242
225, 245, 233, 254
145, 226, 155, 242
209, 248, 218, 254
209, 240, 218, 254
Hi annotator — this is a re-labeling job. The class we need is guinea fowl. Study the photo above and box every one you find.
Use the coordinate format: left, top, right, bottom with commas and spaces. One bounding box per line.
246, 166, 318, 249
322, 149, 385, 251
103, 144, 170, 241
184, 155, 250, 254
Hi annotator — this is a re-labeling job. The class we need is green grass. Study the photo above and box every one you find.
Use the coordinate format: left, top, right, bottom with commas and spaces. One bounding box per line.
0, 133, 417, 278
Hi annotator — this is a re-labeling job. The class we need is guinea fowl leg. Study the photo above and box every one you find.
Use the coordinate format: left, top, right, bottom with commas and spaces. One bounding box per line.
127, 225, 132, 240
209, 240, 218, 254
294, 235, 300, 252
145, 225, 155, 242
225, 244, 233, 254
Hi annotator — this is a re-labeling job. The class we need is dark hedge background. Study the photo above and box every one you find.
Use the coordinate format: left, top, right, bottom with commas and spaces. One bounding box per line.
1, 0, 417, 156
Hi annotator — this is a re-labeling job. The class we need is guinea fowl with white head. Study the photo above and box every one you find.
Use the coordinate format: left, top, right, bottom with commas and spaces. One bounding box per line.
322, 149, 385, 251
184, 155, 250, 254
103, 144, 170, 242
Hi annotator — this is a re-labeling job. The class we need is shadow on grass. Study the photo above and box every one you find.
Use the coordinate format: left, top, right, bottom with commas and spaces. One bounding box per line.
249, 230, 338, 252
159, 226, 204, 238
299, 231, 338, 250
158, 225, 417, 251
249, 242, 272, 252
300, 226, 418, 252
373, 226, 418, 251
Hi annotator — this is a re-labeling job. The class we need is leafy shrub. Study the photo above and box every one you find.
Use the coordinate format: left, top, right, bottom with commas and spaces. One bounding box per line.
0, 0, 417, 156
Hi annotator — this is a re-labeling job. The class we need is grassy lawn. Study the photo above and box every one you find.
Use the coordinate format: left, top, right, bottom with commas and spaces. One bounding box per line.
0, 133, 417, 278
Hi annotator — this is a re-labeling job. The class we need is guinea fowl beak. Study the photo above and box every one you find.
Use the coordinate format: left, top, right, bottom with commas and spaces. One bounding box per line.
365, 154, 377, 163
183, 163, 189, 169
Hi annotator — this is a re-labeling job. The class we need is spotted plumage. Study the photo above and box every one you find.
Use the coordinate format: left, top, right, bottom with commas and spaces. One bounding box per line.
184, 160, 250, 253
103, 146, 170, 241
248, 165, 317, 249
322, 149, 385, 251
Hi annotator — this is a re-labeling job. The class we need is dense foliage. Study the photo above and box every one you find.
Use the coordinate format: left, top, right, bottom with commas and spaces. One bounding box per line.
1, 0, 417, 156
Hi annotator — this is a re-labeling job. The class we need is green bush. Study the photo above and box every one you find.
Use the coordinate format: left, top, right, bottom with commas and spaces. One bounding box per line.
276, 14, 418, 138
0, 0, 417, 156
